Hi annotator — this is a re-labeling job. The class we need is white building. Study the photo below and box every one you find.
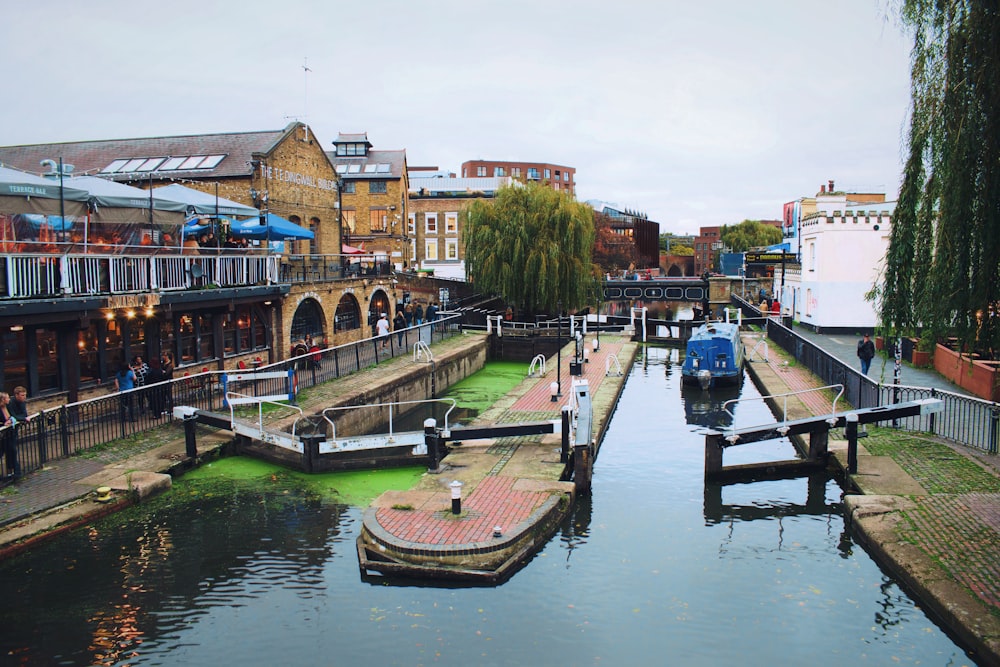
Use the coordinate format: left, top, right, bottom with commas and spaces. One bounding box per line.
778, 186, 893, 332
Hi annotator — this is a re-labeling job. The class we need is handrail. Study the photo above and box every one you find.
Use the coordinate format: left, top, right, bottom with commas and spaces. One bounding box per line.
320, 398, 457, 442
226, 390, 304, 436
722, 383, 845, 443
528, 354, 546, 377
412, 339, 434, 362
605, 354, 623, 377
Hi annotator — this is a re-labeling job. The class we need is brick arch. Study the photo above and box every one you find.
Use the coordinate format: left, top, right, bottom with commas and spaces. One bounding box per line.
334, 292, 362, 333
289, 297, 326, 354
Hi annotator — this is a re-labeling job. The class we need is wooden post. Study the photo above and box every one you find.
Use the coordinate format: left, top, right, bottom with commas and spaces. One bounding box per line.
301, 433, 322, 473
705, 432, 724, 478
560, 406, 571, 464
574, 444, 592, 495
184, 413, 198, 459
807, 424, 829, 462
425, 419, 441, 472
846, 413, 858, 474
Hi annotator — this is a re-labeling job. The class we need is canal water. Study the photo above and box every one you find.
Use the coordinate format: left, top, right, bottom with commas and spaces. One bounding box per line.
0, 348, 976, 666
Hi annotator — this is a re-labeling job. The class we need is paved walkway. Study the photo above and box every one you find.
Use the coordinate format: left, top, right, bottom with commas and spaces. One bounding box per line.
365, 337, 631, 557
748, 326, 1000, 665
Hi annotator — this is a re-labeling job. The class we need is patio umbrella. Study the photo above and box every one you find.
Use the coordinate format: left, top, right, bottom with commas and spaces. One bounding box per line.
232, 213, 314, 240
342, 243, 366, 254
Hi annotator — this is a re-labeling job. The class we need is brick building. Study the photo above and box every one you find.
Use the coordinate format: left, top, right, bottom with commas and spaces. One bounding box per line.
408, 176, 513, 279
460, 159, 574, 196
327, 133, 409, 269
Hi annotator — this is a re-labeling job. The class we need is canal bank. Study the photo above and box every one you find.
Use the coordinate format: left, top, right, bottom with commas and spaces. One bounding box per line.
742, 333, 1000, 666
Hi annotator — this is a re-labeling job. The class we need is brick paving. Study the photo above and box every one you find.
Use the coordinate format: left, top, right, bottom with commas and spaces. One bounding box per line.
370, 336, 629, 550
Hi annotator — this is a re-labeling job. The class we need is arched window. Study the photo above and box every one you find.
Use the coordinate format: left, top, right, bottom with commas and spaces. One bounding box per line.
290, 298, 325, 351
309, 217, 320, 255
334, 293, 361, 332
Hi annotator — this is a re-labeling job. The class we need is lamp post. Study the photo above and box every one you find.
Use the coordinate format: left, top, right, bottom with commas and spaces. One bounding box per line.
556, 299, 563, 399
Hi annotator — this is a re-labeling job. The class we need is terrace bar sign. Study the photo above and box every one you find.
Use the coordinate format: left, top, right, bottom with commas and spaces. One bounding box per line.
745, 251, 795, 264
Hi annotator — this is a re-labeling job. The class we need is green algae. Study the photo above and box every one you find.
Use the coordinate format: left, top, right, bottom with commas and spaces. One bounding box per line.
174, 361, 529, 506
181, 457, 424, 506
441, 360, 528, 415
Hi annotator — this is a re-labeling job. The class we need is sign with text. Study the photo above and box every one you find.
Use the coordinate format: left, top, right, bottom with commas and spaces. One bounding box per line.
745, 251, 796, 264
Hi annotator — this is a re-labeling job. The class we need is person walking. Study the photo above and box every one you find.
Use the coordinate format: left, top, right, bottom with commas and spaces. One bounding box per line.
394, 310, 407, 347
857, 332, 876, 376
0, 392, 21, 481
376, 312, 390, 349
114, 362, 138, 422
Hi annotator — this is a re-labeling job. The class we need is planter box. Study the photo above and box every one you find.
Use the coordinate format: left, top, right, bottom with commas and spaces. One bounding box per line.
933, 343, 1000, 402
911, 349, 931, 368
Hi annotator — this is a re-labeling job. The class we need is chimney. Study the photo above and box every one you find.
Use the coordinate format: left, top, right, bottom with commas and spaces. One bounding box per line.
820, 184, 826, 194
828, 179, 835, 192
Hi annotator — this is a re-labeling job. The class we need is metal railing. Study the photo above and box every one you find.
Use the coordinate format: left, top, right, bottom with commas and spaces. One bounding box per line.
1, 251, 399, 299
762, 315, 999, 454
0, 314, 463, 484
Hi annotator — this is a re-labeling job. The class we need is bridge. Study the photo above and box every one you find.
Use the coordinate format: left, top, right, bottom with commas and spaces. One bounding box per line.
602, 277, 708, 303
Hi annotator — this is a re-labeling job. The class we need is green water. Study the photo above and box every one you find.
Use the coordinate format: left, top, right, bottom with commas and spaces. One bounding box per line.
180, 360, 530, 506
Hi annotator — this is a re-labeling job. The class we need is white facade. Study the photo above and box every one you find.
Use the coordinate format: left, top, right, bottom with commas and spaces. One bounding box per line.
780, 195, 893, 330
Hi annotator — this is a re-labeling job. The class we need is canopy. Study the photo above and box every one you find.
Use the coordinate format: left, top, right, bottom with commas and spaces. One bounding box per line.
67, 175, 186, 225
0, 165, 89, 217
152, 183, 259, 218
342, 243, 366, 255
232, 212, 314, 240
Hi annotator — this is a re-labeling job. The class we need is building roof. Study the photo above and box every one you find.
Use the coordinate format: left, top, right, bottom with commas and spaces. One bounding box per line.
0, 126, 303, 184
334, 132, 372, 146
328, 148, 407, 180
409, 176, 512, 196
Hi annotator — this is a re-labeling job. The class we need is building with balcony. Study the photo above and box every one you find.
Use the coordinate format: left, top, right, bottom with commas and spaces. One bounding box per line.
0, 123, 385, 405
408, 176, 513, 279
327, 133, 409, 270
460, 160, 574, 196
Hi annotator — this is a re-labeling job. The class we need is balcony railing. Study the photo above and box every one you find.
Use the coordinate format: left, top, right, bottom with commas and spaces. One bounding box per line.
1, 251, 394, 300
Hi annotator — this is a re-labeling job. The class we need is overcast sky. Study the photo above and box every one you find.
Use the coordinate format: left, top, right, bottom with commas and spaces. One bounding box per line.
1, 0, 912, 235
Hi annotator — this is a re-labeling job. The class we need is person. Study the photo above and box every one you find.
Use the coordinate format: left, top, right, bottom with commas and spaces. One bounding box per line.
9, 386, 29, 423
376, 313, 390, 349
770, 299, 780, 316
114, 362, 138, 422
404, 302, 413, 326
309, 338, 322, 369
160, 352, 175, 380
394, 310, 407, 347
414, 302, 424, 326
132, 355, 150, 414
145, 360, 167, 417
426, 301, 438, 323
857, 332, 876, 376
0, 392, 21, 481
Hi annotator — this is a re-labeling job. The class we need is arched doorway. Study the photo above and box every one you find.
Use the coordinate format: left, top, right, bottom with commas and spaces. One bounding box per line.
667, 264, 683, 277
334, 293, 362, 333
368, 289, 392, 337
290, 298, 325, 355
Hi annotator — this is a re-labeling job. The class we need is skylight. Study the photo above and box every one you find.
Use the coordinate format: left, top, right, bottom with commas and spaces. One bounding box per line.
99, 154, 228, 174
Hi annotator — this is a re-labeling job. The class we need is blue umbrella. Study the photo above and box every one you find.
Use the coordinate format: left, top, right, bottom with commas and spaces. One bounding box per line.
232, 213, 314, 240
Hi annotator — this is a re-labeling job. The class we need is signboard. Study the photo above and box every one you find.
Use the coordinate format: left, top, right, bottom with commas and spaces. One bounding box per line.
745, 251, 796, 264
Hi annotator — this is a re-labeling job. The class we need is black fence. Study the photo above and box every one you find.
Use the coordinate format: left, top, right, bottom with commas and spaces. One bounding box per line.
0, 314, 463, 480
731, 293, 1000, 455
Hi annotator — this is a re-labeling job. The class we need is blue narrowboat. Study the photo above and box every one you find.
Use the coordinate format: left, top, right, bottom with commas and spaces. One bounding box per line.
681, 322, 745, 389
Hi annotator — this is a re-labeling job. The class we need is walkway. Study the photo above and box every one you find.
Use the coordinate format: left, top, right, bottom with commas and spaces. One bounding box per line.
746, 326, 1000, 665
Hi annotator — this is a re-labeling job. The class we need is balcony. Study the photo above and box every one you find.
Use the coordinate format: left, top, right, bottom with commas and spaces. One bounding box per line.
0, 250, 393, 301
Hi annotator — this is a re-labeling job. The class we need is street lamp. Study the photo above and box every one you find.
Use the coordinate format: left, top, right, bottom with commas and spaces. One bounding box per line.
556, 299, 563, 399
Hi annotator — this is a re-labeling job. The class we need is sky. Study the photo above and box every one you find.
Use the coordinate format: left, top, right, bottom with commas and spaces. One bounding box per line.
1, 0, 913, 235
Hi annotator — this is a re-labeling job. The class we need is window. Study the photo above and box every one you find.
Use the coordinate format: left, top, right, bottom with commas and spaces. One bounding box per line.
808, 241, 816, 271
342, 209, 356, 234
445, 213, 458, 234
336, 143, 366, 157
563, 171, 569, 181
407, 213, 415, 235
512, 167, 521, 177
527, 168, 539, 180
544, 168, 551, 179
369, 180, 387, 194
371, 209, 387, 233
342, 181, 355, 194
424, 239, 438, 261
425, 213, 438, 234
445, 238, 458, 260
555, 170, 561, 180
494, 166, 505, 177
477, 166, 487, 176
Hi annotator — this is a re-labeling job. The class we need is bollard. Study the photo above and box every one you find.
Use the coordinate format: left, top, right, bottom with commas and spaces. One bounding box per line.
550, 381, 560, 402
450, 480, 463, 515
183, 413, 198, 459
846, 413, 859, 474
561, 405, 572, 464
425, 418, 441, 472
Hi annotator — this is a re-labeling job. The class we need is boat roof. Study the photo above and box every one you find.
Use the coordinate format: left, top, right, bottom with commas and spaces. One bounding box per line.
689, 321, 741, 342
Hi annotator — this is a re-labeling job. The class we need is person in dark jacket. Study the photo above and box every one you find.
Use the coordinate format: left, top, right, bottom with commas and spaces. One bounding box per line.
857, 333, 876, 375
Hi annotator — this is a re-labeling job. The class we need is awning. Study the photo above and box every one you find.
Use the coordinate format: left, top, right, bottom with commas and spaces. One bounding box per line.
342, 243, 366, 254
152, 183, 259, 218
68, 175, 186, 225
0, 165, 89, 217
232, 212, 314, 240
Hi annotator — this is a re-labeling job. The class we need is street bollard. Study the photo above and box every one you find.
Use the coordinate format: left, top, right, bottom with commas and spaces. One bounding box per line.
450, 480, 463, 515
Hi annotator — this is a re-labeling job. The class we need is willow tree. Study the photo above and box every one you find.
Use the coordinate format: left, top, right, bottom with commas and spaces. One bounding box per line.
465, 183, 596, 315
881, 1, 1000, 356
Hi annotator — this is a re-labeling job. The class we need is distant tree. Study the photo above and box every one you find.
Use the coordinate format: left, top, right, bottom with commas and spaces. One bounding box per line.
720, 220, 783, 253
669, 243, 694, 256
592, 211, 637, 274
465, 184, 596, 315
879, 1, 1000, 357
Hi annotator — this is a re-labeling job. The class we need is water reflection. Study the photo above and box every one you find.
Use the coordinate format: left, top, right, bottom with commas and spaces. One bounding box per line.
681, 381, 742, 429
